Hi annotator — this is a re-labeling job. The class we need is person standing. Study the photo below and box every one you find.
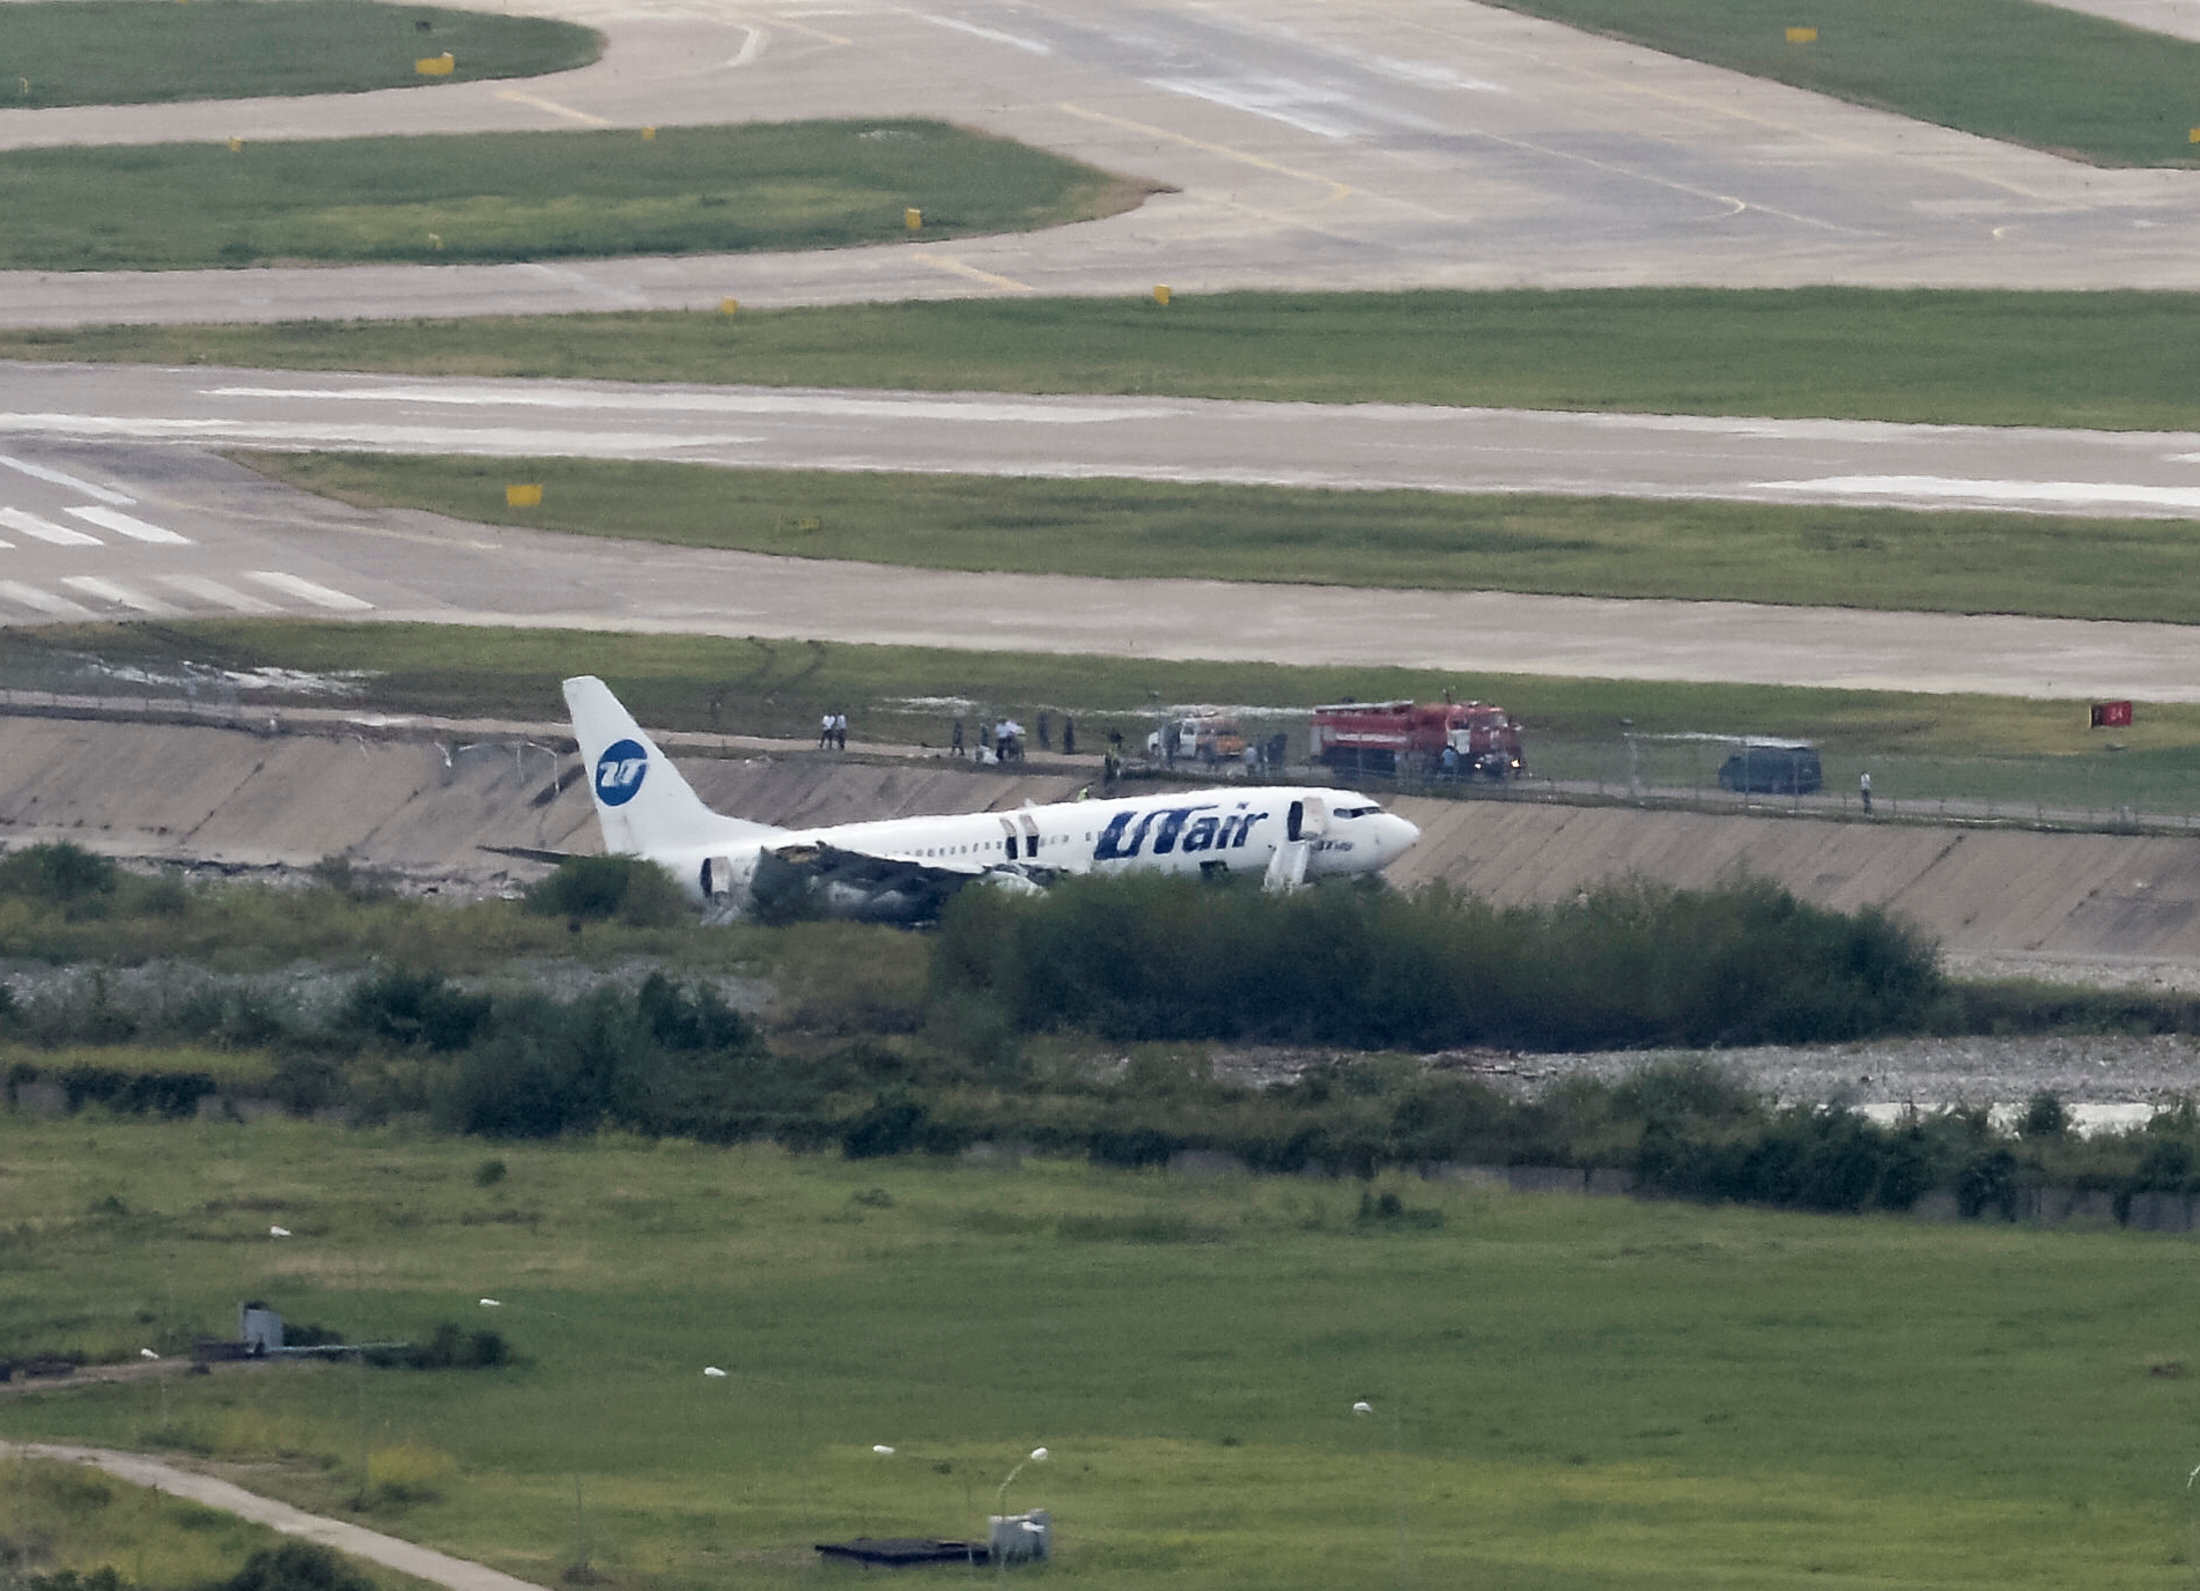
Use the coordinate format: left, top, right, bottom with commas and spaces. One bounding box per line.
951, 718, 965, 757
833, 711, 848, 751
1860, 769, 1873, 816
1038, 711, 1052, 751
818, 712, 834, 749
1062, 718, 1076, 757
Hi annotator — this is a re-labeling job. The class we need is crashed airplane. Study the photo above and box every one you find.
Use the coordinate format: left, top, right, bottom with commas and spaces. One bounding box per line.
564, 676, 1420, 923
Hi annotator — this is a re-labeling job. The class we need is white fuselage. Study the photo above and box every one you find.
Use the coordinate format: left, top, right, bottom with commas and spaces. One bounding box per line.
653, 786, 1418, 910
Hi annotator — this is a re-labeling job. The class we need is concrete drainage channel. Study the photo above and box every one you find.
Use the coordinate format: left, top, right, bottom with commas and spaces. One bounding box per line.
6, 705, 2200, 976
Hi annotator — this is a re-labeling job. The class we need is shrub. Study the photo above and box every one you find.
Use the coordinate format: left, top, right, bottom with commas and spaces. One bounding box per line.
220, 1542, 375, 1591
933, 874, 1943, 1053
342, 968, 490, 1053
523, 855, 687, 926
0, 843, 119, 909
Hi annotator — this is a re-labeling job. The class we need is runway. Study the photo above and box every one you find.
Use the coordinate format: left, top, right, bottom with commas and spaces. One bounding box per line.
8, 361, 2200, 517
4, 439, 2199, 702
2, 0, 2199, 329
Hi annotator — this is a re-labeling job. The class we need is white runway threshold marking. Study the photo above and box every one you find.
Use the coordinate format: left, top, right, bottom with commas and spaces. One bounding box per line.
60, 576, 181, 616
0, 580, 95, 618
66, 506, 191, 545
160, 574, 281, 614
0, 454, 133, 504
245, 571, 374, 612
1757, 476, 2200, 512
0, 507, 100, 546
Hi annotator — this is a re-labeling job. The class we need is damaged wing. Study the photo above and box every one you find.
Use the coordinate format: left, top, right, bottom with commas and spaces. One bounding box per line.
752, 840, 1047, 924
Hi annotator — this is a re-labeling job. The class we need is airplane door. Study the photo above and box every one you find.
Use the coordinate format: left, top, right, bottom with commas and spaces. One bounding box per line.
701, 856, 736, 900
1286, 798, 1327, 842
1287, 801, 1301, 841
997, 816, 1019, 860
1017, 813, 1042, 858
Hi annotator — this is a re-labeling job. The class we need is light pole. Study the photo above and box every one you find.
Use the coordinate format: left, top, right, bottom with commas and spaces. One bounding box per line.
991, 1447, 1049, 1583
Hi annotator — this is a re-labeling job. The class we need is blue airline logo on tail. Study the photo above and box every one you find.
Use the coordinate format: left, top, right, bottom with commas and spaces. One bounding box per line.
594, 738, 649, 807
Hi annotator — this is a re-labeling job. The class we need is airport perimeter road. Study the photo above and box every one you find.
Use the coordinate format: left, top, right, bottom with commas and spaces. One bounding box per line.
6, 440, 2200, 703
4, 0, 2200, 328
1, 1442, 547, 1591
10, 362, 2200, 517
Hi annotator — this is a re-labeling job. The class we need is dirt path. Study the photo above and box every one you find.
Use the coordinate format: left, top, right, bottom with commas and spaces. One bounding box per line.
0, 1441, 547, 1591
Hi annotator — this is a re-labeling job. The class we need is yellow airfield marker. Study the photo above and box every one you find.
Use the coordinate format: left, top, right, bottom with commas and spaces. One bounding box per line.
506, 484, 543, 507
416, 52, 455, 76
2190, 128, 2200, 143
641, 125, 657, 140
1786, 26, 1817, 42
1153, 284, 1171, 305
720, 297, 739, 315
428, 232, 444, 250
227, 136, 243, 152
904, 207, 923, 231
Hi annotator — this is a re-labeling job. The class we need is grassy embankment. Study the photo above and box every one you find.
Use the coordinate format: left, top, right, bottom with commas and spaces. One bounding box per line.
8, 289, 2200, 431
0, 122, 1144, 270
0, 0, 599, 108
8, 620, 2198, 818
250, 449, 2200, 626
0, 1118, 2192, 1591
1488, 0, 2200, 167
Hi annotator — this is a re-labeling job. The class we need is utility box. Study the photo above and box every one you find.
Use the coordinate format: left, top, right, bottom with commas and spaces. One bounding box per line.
239, 1303, 284, 1355
989, 1510, 1051, 1563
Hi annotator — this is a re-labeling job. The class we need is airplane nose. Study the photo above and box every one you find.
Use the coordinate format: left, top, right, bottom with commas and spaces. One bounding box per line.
1380, 813, 1421, 855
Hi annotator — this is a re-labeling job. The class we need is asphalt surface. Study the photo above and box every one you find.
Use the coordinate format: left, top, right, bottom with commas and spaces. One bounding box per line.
3, 0, 2200, 329
5, 439, 2200, 700
0, 0, 2196, 699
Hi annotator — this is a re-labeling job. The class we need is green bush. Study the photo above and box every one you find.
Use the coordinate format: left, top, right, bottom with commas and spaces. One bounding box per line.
522, 855, 687, 927
0, 843, 118, 916
933, 875, 1944, 1052
219, 1542, 373, 1591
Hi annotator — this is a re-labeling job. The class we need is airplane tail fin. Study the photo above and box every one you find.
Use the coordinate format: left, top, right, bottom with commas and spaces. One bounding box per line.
562, 676, 784, 856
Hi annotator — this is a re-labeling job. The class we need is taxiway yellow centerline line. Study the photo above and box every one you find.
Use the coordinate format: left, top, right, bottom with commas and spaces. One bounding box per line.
493, 89, 612, 127
914, 253, 1034, 292
1057, 101, 1355, 203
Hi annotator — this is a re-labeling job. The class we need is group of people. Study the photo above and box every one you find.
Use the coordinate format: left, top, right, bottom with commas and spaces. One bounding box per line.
816, 711, 848, 750
948, 713, 1077, 764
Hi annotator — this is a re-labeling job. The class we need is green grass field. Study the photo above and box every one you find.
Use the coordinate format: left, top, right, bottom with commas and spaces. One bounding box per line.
0, 1118, 2192, 1590
0, 121, 1140, 271
1489, 0, 2200, 167
246, 450, 2200, 626
0, 1, 599, 108
10, 290, 2199, 431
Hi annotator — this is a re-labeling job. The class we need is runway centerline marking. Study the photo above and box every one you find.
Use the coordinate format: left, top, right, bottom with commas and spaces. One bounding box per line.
1056, 101, 1354, 202
911, 12, 1049, 54
245, 572, 374, 612
66, 506, 191, 545
0, 454, 133, 504
492, 89, 611, 127
0, 507, 100, 546
1757, 475, 2200, 511
202, 387, 1174, 424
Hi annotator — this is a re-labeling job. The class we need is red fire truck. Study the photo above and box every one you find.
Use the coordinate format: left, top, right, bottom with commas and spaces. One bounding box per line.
1308, 700, 1524, 780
